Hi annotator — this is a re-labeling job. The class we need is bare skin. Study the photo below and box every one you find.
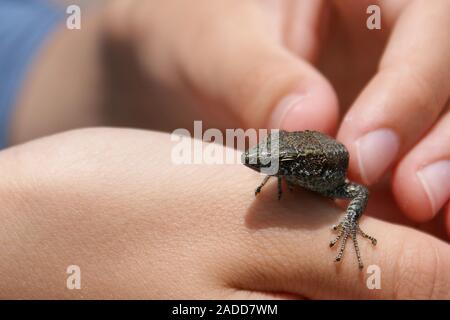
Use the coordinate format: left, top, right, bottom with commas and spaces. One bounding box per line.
2, 1, 449, 298
11, 0, 450, 235
0, 128, 449, 299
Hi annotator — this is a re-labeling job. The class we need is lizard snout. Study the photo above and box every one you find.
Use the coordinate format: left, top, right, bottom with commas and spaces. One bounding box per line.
241, 150, 260, 170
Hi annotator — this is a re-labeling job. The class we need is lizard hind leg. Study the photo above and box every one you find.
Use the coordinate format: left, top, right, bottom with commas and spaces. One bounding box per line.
326, 182, 377, 269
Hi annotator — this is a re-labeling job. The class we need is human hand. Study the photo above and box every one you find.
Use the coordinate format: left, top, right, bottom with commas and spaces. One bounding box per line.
0, 128, 448, 299
104, 0, 449, 235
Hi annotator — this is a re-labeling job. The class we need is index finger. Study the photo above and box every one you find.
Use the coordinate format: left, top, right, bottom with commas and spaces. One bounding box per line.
337, 0, 450, 185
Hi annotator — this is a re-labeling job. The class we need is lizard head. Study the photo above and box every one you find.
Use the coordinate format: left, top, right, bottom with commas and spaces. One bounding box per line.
241, 138, 278, 172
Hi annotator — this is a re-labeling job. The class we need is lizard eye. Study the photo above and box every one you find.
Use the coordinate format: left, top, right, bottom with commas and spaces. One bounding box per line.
280, 151, 298, 162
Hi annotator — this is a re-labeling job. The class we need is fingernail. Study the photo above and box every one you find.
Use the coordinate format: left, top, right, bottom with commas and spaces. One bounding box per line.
355, 129, 399, 185
269, 94, 306, 130
416, 160, 450, 215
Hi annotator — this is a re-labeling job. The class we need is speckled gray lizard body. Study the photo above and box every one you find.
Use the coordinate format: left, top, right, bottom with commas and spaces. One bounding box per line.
241, 130, 377, 269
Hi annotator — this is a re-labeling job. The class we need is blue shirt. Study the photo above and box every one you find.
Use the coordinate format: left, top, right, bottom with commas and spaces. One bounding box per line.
0, 0, 62, 148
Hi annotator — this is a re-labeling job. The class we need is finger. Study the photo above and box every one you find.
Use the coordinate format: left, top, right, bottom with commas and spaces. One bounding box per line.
181, 1, 339, 133
337, 0, 450, 185
392, 111, 450, 222
229, 186, 450, 299
282, 0, 331, 62
447, 204, 450, 238
226, 289, 302, 300
116, 0, 339, 133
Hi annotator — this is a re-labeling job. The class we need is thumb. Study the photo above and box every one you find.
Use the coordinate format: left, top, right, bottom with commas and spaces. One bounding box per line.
181, 32, 339, 133
161, 2, 338, 132
108, 0, 339, 132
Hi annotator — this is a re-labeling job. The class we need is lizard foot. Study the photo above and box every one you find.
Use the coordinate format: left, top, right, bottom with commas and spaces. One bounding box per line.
329, 218, 377, 269
255, 176, 271, 196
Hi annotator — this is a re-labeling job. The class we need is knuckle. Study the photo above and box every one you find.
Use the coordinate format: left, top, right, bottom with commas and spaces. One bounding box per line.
405, 68, 440, 113
378, 64, 442, 128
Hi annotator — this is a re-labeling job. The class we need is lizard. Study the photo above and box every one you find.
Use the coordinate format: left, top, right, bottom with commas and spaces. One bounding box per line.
241, 130, 377, 269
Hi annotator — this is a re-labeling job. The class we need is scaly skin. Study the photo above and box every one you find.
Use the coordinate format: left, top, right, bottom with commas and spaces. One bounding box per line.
242, 130, 377, 269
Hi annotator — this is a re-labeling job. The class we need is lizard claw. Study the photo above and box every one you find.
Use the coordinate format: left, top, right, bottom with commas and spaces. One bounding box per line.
358, 226, 377, 246
330, 217, 376, 269
331, 224, 341, 231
